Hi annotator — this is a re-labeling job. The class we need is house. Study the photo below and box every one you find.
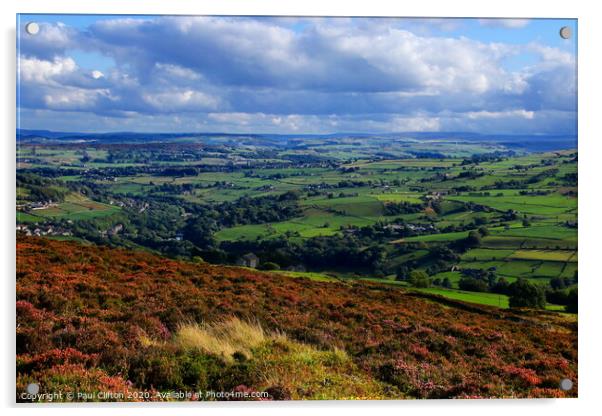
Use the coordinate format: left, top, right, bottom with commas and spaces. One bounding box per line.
236, 253, 259, 268
108, 224, 124, 236
384, 224, 404, 231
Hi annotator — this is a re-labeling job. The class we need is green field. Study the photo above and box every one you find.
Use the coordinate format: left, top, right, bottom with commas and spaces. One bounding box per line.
461, 248, 515, 261
510, 249, 576, 262
271, 270, 340, 283
18, 194, 120, 221
448, 193, 576, 216
215, 208, 381, 241
411, 287, 510, 308
304, 195, 385, 217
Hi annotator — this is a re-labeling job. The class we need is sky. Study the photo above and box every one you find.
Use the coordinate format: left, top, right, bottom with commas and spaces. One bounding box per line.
16, 15, 577, 135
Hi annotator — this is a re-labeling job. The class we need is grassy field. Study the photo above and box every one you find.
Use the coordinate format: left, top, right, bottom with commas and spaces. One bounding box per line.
448, 193, 576, 215
215, 208, 381, 241
16, 212, 44, 223
19, 193, 120, 221
410, 287, 510, 308
510, 249, 576, 262
271, 270, 340, 282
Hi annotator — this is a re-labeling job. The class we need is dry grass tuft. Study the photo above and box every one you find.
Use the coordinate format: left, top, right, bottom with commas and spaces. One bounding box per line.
174, 317, 272, 362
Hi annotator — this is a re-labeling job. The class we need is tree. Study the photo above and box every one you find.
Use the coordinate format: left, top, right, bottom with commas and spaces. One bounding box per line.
565, 287, 578, 313
442, 277, 452, 288
509, 278, 546, 309
408, 270, 431, 288
458, 277, 488, 292
395, 266, 409, 281
259, 262, 280, 271
461, 230, 482, 249
491, 277, 510, 295
546, 288, 569, 305
80, 151, 91, 163
550, 277, 566, 290
183, 218, 217, 249
474, 217, 487, 226
278, 190, 301, 201
428, 246, 460, 262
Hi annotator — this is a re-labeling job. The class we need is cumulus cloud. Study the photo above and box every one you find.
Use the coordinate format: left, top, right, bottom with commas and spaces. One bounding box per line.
19, 56, 77, 84
80, 16, 530, 96
19, 22, 78, 60
18, 56, 113, 111
17, 16, 576, 135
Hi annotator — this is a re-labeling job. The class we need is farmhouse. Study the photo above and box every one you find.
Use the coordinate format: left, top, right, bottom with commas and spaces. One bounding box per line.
107, 224, 124, 236
28, 201, 58, 211
236, 253, 259, 268
384, 224, 404, 231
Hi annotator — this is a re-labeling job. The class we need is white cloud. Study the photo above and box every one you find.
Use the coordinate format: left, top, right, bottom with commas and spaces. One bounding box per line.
143, 90, 220, 112
208, 112, 256, 125
19, 56, 77, 84
154, 63, 201, 81
467, 110, 535, 120
526, 43, 575, 67
43, 89, 107, 110
478, 19, 530, 29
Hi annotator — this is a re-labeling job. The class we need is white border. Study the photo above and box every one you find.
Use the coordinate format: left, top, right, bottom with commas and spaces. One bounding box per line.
2, 1, 601, 415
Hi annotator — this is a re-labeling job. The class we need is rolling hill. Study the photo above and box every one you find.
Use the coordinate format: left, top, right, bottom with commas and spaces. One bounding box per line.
16, 236, 577, 401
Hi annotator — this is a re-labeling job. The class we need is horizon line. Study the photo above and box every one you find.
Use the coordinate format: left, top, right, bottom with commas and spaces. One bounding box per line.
16, 128, 577, 138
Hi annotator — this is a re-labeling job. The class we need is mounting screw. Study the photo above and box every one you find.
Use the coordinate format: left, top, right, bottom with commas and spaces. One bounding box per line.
25, 22, 40, 35
559, 378, 573, 391
559, 26, 571, 40
26, 383, 40, 395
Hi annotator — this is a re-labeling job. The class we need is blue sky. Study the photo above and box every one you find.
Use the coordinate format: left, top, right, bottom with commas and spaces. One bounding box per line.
17, 15, 577, 135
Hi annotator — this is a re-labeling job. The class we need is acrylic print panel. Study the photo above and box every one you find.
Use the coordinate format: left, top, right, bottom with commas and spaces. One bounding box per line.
16, 15, 577, 402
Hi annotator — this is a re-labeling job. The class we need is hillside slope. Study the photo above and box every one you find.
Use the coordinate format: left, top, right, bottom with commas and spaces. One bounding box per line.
16, 236, 577, 401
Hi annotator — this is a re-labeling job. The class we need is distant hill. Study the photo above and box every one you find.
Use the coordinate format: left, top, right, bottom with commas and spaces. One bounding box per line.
17, 128, 577, 151
16, 129, 196, 143
16, 236, 577, 401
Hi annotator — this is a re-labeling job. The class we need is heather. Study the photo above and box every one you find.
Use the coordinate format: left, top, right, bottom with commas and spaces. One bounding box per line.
17, 236, 577, 401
